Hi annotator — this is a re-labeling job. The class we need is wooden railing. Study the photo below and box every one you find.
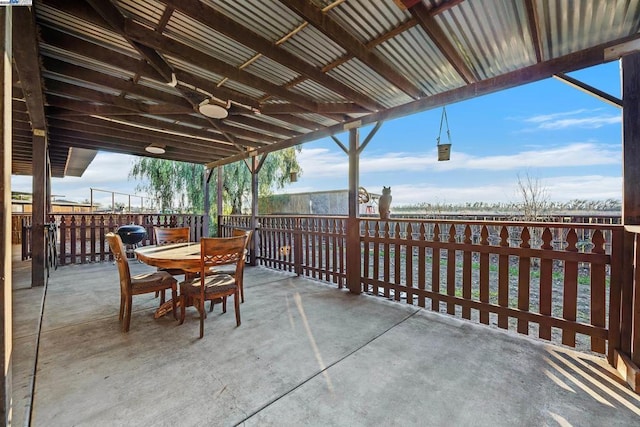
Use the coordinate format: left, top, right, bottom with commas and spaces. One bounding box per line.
42, 214, 205, 265
222, 214, 624, 359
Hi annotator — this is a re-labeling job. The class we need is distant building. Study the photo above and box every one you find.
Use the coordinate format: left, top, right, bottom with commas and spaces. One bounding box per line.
259, 189, 380, 215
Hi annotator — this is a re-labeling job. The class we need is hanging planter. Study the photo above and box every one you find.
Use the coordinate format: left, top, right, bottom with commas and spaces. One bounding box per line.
290, 170, 298, 182
437, 106, 452, 161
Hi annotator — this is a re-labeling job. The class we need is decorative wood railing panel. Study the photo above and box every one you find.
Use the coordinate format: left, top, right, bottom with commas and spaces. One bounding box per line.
48, 214, 204, 265
221, 215, 622, 357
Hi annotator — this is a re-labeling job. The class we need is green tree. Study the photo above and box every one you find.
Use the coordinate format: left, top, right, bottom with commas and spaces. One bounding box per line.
129, 147, 301, 215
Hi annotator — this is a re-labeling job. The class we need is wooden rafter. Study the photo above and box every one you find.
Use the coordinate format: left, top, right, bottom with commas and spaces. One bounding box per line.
161, 0, 383, 112
13, 7, 46, 130
405, 1, 477, 84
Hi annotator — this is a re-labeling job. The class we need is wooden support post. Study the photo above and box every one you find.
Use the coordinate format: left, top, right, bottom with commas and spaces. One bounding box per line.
618, 51, 640, 391
346, 128, 361, 294
202, 168, 211, 237
249, 155, 260, 266
31, 129, 46, 287
0, 8, 12, 425
216, 165, 223, 237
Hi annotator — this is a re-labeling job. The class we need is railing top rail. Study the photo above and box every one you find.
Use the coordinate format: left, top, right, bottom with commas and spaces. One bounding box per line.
242, 214, 623, 231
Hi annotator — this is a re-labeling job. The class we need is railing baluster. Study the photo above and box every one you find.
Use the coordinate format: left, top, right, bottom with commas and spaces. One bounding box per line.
498, 226, 510, 329
562, 229, 579, 347
539, 228, 553, 340
432, 224, 441, 312
446, 224, 456, 314
462, 225, 472, 319
517, 227, 531, 334
591, 230, 606, 353
418, 223, 426, 308
479, 226, 489, 324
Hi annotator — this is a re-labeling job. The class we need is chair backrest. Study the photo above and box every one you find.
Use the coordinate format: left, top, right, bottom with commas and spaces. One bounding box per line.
200, 236, 248, 279
154, 227, 190, 245
232, 228, 253, 258
106, 232, 131, 292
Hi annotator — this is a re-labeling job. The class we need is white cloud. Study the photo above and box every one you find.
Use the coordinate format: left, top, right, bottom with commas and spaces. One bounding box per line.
522, 109, 620, 130
298, 142, 620, 176
385, 174, 621, 206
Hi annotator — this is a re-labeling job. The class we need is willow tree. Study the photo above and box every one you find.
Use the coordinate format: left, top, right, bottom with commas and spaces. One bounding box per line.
129, 147, 301, 214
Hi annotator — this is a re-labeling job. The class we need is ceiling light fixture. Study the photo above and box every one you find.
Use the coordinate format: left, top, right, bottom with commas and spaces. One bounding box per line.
198, 98, 229, 119
145, 143, 166, 155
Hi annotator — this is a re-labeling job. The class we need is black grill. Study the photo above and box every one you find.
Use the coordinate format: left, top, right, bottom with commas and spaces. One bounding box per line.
116, 225, 147, 245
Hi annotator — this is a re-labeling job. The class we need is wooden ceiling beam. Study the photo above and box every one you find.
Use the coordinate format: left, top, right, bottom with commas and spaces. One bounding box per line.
13, 7, 47, 130
124, 20, 320, 113
87, 0, 246, 148
42, 57, 195, 109
524, 0, 544, 63
48, 116, 241, 153
280, 0, 423, 99
161, 0, 383, 112
406, 1, 477, 84
49, 135, 224, 165
44, 79, 193, 115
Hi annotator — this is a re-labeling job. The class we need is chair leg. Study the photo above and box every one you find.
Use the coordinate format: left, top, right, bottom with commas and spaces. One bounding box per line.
160, 289, 166, 305
198, 299, 205, 339
171, 287, 178, 320
209, 300, 215, 312
124, 295, 133, 332
234, 290, 241, 326
222, 296, 227, 313
179, 295, 186, 325
119, 294, 125, 321
240, 282, 244, 303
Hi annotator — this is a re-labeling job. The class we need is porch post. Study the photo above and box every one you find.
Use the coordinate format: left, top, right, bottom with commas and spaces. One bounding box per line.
0, 7, 11, 425
620, 52, 640, 384
31, 130, 46, 287
216, 165, 223, 237
249, 155, 259, 266
202, 168, 210, 237
346, 128, 361, 294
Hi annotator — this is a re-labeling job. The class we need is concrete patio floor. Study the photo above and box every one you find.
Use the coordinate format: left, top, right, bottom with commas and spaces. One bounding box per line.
11, 257, 640, 426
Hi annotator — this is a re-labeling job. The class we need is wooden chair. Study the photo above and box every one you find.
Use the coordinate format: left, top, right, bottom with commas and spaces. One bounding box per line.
179, 235, 247, 339
153, 226, 191, 301
208, 228, 252, 304
106, 233, 178, 332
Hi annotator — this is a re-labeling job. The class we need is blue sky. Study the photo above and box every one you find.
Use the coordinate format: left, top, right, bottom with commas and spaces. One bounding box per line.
12, 62, 623, 208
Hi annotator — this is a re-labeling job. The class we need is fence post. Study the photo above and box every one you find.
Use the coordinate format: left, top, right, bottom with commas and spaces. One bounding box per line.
294, 217, 302, 276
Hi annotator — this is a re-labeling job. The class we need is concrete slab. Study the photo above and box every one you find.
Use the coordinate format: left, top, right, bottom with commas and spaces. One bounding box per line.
12, 262, 640, 426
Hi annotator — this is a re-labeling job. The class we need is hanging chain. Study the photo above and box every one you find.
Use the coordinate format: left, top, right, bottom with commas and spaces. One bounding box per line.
437, 106, 451, 146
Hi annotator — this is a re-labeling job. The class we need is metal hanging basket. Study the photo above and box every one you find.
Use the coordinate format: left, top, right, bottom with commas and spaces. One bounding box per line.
437, 106, 452, 161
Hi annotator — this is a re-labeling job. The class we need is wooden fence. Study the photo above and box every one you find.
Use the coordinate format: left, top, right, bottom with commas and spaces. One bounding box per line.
22, 214, 205, 265
222, 214, 623, 359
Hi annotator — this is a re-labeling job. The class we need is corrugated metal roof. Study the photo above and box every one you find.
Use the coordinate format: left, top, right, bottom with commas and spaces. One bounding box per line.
36, 4, 139, 57
289, 79, 348, 103
329, 59, 415, 108
242, 55, 301, 87
436, 0, 537, 80
12, 0, 640, 174
165, 11, 255, 68
375, 25, 465, 96
280, 25, 347, 68
537, 0, 640, 59
116, 0, 166, 28
206, 0, 302, 43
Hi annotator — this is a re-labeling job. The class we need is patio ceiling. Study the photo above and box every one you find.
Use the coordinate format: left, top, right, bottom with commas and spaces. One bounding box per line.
11, 0, 640, 178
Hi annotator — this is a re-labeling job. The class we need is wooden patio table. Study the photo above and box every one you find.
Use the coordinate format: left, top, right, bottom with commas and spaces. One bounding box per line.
134, 242, 201, 318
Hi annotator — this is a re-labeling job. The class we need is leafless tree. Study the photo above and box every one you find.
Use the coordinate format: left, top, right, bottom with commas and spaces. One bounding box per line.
516, 172, 549, 221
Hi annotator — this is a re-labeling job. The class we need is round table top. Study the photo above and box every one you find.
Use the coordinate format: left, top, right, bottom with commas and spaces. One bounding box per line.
134, 242, 201, 270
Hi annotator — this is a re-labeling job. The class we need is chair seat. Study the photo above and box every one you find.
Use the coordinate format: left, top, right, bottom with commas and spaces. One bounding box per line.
131, 271, 177, 292
180, 274, 237, 296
